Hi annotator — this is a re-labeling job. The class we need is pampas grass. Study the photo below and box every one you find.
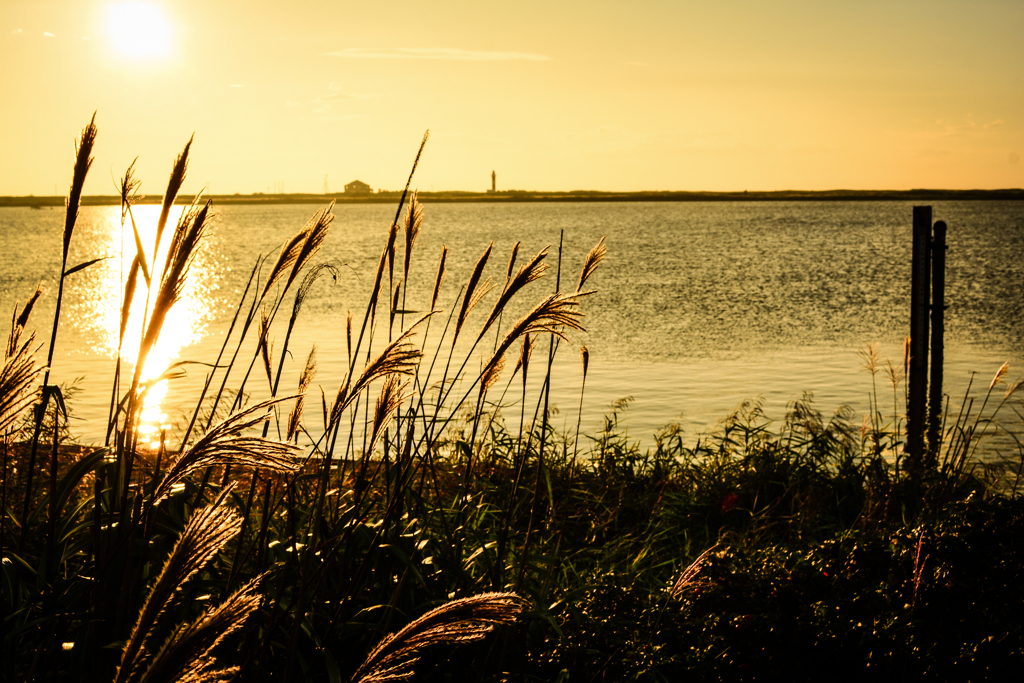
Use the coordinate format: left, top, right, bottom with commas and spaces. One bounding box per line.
114, 487, 265, 683
350, 592, 528, 683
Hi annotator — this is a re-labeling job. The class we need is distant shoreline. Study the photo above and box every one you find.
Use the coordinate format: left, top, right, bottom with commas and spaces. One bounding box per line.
2, 188, 1023, 208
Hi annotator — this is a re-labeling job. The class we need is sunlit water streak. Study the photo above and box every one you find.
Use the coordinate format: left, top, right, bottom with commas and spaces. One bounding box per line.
1, 201, 1022, 457
1, 203, 222, 447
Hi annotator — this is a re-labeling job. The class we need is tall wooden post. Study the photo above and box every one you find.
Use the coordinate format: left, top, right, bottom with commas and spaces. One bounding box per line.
927, 220, 947, 466
906, 206, 931, 473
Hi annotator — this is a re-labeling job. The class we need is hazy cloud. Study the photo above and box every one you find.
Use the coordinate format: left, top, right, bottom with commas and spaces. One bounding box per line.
314, 92, 373, 103
43, 32, 55, 37
326, 47, 551, 61
304, 114, 361, 123
11, 28, 22, 34
229, 84, 245, 88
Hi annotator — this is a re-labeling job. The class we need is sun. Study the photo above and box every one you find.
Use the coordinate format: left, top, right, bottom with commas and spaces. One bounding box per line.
107, 2, 171, 59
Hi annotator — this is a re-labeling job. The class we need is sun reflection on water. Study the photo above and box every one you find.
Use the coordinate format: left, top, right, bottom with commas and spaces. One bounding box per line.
86, 204, 217, 447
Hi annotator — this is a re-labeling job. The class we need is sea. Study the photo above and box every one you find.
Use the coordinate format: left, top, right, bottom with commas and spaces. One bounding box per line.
1, 200, 1022, 455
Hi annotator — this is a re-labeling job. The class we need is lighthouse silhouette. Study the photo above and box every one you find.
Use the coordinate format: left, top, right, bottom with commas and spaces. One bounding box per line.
490, 170, 496, 193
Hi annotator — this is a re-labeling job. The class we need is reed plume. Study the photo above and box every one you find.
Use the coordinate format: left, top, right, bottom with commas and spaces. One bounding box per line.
576, 236, 607, 292
430, 246, 448, 312
670, 545, 718, 599
283, 203, 335, 293
453, 242, 494, 343
63, 112, 98, 266
390, 280, 403, 331
481, 292, 588, 383
366, 376, 408, 458
481, 353, 505, 392
402, 192, 424, 284
506, 241, 520, 279
154, 136, 193, 252
476, 246, 549, 344
258, 306, 273, 390
1005, 376, 1024, 400
133, 575, 265, 683
990, 361, 1009, 391
287, 347, 317, 441
134, 199, 212, 393
369, 220, 401, 323
346, 309, 354, 368
0, 331, 43, 435
152, 396, 301, 505
351, 592, 528, 683
571, 345, 590, 472
260, 228, 307, 302
115, 486, 242, 683
514, 333, 534, 381
7, 284, 42, 358
330, 317, 428, 426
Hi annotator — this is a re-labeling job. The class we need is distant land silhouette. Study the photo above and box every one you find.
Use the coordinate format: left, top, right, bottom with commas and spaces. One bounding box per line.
2, 188, 1023, 207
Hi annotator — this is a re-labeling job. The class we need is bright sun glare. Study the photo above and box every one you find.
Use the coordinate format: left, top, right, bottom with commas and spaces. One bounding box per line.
107, 2, 171, 59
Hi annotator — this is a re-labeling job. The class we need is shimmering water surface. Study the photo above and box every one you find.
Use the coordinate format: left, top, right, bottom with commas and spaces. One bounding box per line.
2, 201, 1022, 449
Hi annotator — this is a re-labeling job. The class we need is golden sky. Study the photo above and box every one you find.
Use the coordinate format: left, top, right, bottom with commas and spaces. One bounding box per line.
2, 0, 1022, 194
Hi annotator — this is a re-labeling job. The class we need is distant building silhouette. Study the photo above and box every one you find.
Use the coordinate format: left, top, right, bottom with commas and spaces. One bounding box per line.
488, 170, 496, 193
345, 180, 372, 195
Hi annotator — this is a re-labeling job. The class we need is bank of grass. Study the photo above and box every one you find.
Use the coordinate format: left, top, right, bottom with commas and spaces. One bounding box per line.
3, 117, 1024, 682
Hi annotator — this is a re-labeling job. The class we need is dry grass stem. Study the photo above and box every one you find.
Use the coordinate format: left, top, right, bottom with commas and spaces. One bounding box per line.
390, 281, 402, 326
